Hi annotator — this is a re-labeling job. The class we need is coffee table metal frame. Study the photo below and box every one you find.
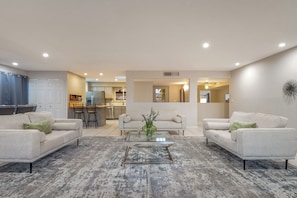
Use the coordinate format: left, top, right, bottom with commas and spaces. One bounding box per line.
121, 131, 175, 166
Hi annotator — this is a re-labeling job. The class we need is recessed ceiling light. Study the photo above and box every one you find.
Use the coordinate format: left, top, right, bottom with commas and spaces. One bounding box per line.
84, 73, 88, 76
235, 62, 240, 66
202, 42, 210, 48
99, 73, 103, 76
12, 62, 19, 66
96, 78, 99, 81
278, 43, 286, 48
115, 79, 118, 81
42, 53, 49, 58
115, 76, 126, 80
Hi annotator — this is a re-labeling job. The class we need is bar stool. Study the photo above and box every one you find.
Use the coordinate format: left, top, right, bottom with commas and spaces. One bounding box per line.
0, 105, 16, 115
16, 104, 37, 114
73, 104, 87, 127
86, 105, 98, 127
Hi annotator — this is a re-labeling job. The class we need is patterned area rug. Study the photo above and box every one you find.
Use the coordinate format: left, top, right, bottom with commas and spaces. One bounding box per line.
1, 136, 297, 198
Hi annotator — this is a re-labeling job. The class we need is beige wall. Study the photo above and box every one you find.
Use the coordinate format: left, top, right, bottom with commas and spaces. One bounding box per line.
67, 72, 86, 103
230, 46, 297, 128
198, 103, 229, 123
134, 81, 153, 102
216, 86, 229, 103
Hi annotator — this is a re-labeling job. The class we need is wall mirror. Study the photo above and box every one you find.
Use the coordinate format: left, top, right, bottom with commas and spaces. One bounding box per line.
134, 78, 189, 103
197, 79, 229, 103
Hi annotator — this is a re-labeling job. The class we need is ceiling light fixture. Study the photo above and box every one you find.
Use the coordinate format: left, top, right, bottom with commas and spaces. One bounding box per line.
115, 79, 118, 81
99, 73, 103, 76
12, 62, 19, 66
235, 62, 240, 66
42, 53, 49, 58
202, 42, 210, 48
115, 76, 126, 80
278, 43, 286, 48
84, 73, 87, 76
96, 78, 99, 81
183, 84, 189, 91
204, 82, 216, 89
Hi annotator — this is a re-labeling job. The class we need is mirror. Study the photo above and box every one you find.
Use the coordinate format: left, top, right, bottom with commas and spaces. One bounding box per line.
153, 86, 169, 102
197, 80, 229, 103
134, 78, 189, 103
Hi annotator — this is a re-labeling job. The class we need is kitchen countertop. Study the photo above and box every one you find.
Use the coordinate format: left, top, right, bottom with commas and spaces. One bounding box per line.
69, 104, 107, 108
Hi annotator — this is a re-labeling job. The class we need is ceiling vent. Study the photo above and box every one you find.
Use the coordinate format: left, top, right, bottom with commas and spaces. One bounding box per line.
163, 72, 179, 76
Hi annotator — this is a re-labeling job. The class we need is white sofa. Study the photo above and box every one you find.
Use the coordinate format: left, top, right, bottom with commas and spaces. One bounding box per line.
0, 111, 82, 173
119, 110, 186, 135
203, 111, 297, 169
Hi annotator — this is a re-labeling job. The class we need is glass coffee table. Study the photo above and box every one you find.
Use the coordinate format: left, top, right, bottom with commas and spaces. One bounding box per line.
121, 131, 175, 166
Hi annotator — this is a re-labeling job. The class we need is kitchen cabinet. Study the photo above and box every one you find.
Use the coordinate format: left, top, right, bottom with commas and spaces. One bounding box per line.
114, 87, 126, 100
104, 87, 113, 98
113, 106, 126, 119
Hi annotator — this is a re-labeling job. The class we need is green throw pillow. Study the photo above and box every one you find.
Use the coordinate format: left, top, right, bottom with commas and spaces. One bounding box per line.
229, 121, 256, 132
23, 120, 52, 134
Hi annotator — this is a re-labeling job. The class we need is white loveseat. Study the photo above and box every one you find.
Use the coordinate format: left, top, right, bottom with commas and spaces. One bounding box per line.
203, 111, 297, 169
0, 111, 82, 173
119, 110, 186, 135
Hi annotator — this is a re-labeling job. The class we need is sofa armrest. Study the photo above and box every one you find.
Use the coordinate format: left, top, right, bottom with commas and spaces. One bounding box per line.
0, 130, 41, 161
177, 114, 186, 129
203, 118, 230, 135
118, 114, 127, 130
236, 128, 297, 158
54, 119, 83, 137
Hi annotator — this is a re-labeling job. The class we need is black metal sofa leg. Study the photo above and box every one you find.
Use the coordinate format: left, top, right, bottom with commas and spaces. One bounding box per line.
243, 160, 246, 170
30, 163, 32, 173
285, 159, 288, 169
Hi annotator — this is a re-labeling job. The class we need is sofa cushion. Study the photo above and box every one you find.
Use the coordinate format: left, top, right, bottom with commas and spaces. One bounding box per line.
123, 115, 132, 123
229, 121, 256, 132
124, 120, 143, 129
230, 112, 253, 124
157, 110, 177, 121
25, 111, 54, 126
206, 122, 230, 130
172, 116, 182, 123
51, 130, 79, 144
128, 111, 146, 120
52, 122, 80, 130
252, 113, 288, 128
0, 114, 30, 129
40, 133, 64, 154
23, 120, 52, 134
154, 121, 181, 129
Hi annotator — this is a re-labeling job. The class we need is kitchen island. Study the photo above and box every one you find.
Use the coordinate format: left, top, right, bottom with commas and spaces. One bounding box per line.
68, 104, 106, 127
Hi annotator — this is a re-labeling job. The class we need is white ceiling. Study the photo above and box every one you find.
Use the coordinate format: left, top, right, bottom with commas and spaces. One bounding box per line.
0, 0, 297, 82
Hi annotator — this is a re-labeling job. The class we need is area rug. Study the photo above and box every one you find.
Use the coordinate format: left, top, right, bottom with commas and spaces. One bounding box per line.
1, 136, 297, 198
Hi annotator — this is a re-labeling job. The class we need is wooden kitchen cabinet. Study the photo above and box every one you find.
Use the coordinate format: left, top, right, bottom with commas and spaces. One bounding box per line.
113, 106, 126, 119
104, 87, 113, 98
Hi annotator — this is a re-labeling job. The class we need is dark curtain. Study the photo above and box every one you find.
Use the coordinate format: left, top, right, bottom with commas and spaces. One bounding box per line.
0, 73, 9, 104
0, 72, 28, 105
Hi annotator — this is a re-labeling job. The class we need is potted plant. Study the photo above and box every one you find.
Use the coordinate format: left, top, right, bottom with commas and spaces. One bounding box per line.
142, 108, 159, 137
